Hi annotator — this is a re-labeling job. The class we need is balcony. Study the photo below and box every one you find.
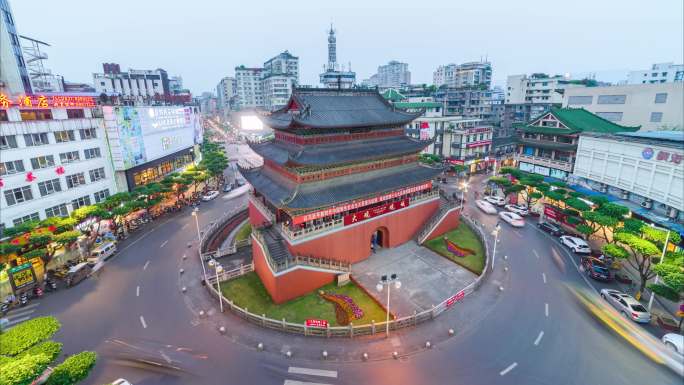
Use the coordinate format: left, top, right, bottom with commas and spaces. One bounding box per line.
514, 153, 573, 172
518, 137, 577, 151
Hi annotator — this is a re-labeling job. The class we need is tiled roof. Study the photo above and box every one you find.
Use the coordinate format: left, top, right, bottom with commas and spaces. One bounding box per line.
522, 107, 640, 134
381, 88, 407, 102
241, 163, 442, 212
262, 88, 421, 130
394, 101, 442, 109
616, 131, 684, 143
248, 136, 430, 166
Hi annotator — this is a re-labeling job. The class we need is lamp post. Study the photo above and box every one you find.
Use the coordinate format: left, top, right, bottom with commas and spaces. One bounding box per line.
207, 260, 224, 313
491, 223, 501, 272
459, 181, 469, 210
647, 223, 670, 313
191, 208, 207, 278
376, 274, 401, 338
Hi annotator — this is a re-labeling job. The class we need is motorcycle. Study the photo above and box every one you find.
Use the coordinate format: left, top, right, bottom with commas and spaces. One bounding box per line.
1, 301, 9, 316
45, 278, 57, 292
33, 286, 44, 298
19, 293, 28, 307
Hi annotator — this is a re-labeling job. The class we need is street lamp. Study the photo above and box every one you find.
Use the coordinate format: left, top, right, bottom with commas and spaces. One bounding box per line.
191, 208, 207, 279
376, 274, 401, 337
491, 223, 501, 272
459, 181, 469, 210
647, 223, 671, 313
207, 259, 224, 313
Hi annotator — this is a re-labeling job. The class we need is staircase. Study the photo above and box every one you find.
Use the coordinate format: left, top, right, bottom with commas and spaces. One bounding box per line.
416, 197, 460, 245
262, 226, 290, 265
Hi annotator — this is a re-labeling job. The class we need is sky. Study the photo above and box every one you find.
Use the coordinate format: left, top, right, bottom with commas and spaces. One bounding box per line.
11, 0, 684, 94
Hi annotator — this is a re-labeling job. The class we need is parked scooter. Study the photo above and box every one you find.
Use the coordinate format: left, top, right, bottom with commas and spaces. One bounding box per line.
19, 292, 28, 307
1, 301, 9, 316
33, 286, 44, 298
45, 278, 58, 292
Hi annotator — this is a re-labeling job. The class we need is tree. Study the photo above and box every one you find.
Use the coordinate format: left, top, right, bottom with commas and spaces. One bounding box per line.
603, 231, 661, 294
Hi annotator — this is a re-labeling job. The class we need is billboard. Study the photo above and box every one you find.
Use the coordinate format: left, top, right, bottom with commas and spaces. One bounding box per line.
113, 107, 146, 169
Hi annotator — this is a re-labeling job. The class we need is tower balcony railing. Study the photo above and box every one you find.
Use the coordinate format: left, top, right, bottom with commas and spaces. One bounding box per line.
514, 153, 573, 172
248, 192, 275, 224
279, 189, 440, 242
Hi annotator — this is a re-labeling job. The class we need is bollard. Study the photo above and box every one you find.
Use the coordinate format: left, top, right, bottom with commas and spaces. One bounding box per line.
504, 266, 509, 272
392, 351, 399, 359
499, 286, 505, 291
257, 342, 264, 351
187, 242, 192, 248
322, 350, 328, 360
182, 254, 187, 260
179, 268, 185, 274
425, 341, 432, 349
504, 255, 508, 260
362, 352, 369, 361
199, 310, 205, 317
181, 286, 187, 293
219, 326, 226, 334
448, 328, 455, 336
285, 351, 292, 358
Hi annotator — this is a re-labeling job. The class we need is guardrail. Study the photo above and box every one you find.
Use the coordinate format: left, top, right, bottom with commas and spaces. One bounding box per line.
204, 214, 491, 337
248, 193, 275, 223
200, 208, 248, 259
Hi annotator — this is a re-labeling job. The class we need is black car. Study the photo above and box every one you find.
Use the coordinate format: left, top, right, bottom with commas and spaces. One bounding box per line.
581, 257, 613, 281
537, 222, 564, 236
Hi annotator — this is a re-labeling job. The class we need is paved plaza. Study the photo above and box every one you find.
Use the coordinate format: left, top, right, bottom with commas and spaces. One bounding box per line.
352, 240, 477, 317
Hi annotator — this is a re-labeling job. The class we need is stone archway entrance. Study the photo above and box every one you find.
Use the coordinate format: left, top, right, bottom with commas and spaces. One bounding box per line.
371, 226, 389, 253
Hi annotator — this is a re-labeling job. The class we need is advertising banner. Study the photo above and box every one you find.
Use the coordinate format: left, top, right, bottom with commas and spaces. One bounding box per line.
8, 262, 37, 293
343, 199, 410, 226
305, 319, 329, 328
446, 290, 465, 308
114, 107, 147, 169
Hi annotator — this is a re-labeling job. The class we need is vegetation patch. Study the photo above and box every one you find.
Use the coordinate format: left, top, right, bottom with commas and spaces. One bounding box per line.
0, 316, 60, 356
234, 222, 252, 243
425, 222, 485, 274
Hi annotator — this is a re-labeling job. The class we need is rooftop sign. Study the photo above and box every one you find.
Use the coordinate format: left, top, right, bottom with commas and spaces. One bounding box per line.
0, 93, 97, 109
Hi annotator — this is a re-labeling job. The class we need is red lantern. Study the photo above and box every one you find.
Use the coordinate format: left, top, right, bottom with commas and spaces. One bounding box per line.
25, 172, 36, 182
10, 238, 19, 245
0, 178, 3, 188
55, 166, 65, 175
48, 225, 57, 232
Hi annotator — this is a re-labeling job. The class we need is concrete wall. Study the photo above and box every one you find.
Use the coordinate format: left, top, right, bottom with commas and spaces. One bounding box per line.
248, 200, 270, 227
423, 209, 461, 242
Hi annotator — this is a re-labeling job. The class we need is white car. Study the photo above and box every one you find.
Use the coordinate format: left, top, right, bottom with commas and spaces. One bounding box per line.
661, 333, 683, 355
475, 199, 498, 214
600, 289, 651, 324
504, 204, 529, 216
559, 235, 591, 254
484, 195, 506, 206
112, 379, 133, 385
201, 191, 220, 201
499, 211, 525, 227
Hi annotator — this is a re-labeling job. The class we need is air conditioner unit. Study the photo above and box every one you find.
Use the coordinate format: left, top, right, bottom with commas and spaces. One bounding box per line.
641, 200, 653, 209
667, 207, 679, 219
620, 190, 629, 199
599, 184, 608, 193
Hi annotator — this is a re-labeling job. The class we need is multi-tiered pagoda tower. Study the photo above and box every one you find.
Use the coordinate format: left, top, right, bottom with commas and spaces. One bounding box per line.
241, 88, 459, 303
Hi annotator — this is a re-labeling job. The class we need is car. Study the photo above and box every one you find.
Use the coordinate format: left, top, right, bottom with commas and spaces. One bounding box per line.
112, 380, 133, 385
475, 199, 498, 214
504, 204, 529, 216
559, 235, 591, 254
661, 333, 683, 355
201, 191, 220, 201
600, 289, 651, 323
222, 184, 232, 193
537, 222, 564, 236
484, 195, 506, 206
499, 211, 525, 227
580, 256, 613, 281
236, 179, 246, 187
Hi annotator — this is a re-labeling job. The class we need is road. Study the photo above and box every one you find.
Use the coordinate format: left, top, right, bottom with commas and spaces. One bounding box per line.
19, 149, 681, 384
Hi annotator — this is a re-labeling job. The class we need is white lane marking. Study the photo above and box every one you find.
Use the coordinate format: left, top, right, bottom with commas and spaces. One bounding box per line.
5, 308, 37, 318
287, 367, 338, 379
6, 302, 40, 313
283, 381, 332, 385
143, 261, 150, 270
534, 331, 544, 346
499, 362, 518, 376
533, 249, 540, 259
181, 223, 188, 229
7, 316, 31, 326
542, 273, 547, 284
140, 316, 147, 329
160, 240, 168, 248
136, 286, 140, 297
160, 350, 172, 363
545, 303, 549, 317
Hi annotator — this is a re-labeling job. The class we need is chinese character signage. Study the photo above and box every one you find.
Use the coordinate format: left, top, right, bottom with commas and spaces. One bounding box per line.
446, 290, 465, 308
0, 93, 96, 109
642, 147, 682, 164
8, 263, 37, 293
343, 199, 410, 226
305, 319, 329, 328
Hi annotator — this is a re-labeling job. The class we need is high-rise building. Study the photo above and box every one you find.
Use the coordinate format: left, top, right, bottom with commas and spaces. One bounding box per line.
216, 76, 237, 112
319, 25, 356, 89
0, 0, 32, 96
235, 66, 264, 110
93, 63, 190, 105
433, 61, 492, 89
262, 51, 299, 111
627, 62, 684, 85
365, 61, 411, 89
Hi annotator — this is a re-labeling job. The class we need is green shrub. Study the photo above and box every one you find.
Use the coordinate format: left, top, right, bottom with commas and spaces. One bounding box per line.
47, 351, 97, 385
647, 283, 680, 302
16, 341, 62, 362
0, 353, 52, 385
0, 316, 61, 356
22, 248, 47, 260
0, 355, 12, 367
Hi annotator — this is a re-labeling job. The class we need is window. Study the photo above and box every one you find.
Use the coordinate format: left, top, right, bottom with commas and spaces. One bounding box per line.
59, 151, 80, 164
37, 178, 62, 197
84, 147, 101, 159
30, 155, 55, 170
13, 213, 40, 226
54, 130, 76, 143
0, 135, 18, 149
597, 95, 626, 104
45, 203, 69, 218
79, 128, 97, 140
24, 133, 50, 146
595, 112, 623, 122
567, 96, 592, 105
0, 110, 7, 121
4, 185, 33, 205
71, 195, 91, 210
89, 167, 106, 182
20, 109, 53, 121
654, 93, 668, 103
94, 189, 110, 203
66, 172, 86, 188
0, 160, 25, 175
66, 109, 85, 119
650, 112, 663, 123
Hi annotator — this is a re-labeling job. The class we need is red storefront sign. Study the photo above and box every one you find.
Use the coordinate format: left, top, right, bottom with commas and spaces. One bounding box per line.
543, 204, 562, 221
466, 140, 492, 148
292, 182, 431, 225
448, 159, 465, 165
446, 290, 465, 308
0, 93, 96, 109
343, 199, 410, 226
305, 319, 329, 328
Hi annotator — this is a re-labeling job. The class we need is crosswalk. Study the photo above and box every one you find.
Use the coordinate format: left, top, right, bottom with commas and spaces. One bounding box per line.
2, 302, 40, 328
283, 366, 338, 385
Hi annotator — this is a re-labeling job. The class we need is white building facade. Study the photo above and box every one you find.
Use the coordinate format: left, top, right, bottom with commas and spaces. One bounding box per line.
505, 74, 583, 104
367, 61, 410, 89
93, 63, 171, 105
235, 66, 264, 110
563, 82, 684, 131
433, 62, 492, 89
627, 62, 684, 85
262, 51, 299, 111
216, 76, 236, 112
0, 0, 31, 96
0, 98, 116, 230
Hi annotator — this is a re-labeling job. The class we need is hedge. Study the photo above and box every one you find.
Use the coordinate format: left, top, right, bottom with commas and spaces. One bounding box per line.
0, 316, 61, 356
0, 353, 52, 385
16, 341, 63, 362
46, 351, 97, 385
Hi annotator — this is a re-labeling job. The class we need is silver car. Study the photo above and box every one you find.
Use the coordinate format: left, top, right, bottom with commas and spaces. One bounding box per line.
600, 289, 651, 323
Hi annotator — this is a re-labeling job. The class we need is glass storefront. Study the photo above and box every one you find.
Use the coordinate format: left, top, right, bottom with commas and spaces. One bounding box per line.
131, 152, 194, 187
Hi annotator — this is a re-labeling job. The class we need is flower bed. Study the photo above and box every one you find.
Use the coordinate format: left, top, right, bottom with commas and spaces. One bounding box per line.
319, 292, 364, 325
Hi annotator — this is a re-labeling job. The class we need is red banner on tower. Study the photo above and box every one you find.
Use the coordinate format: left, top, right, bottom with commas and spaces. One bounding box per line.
343, 199, 410, 226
